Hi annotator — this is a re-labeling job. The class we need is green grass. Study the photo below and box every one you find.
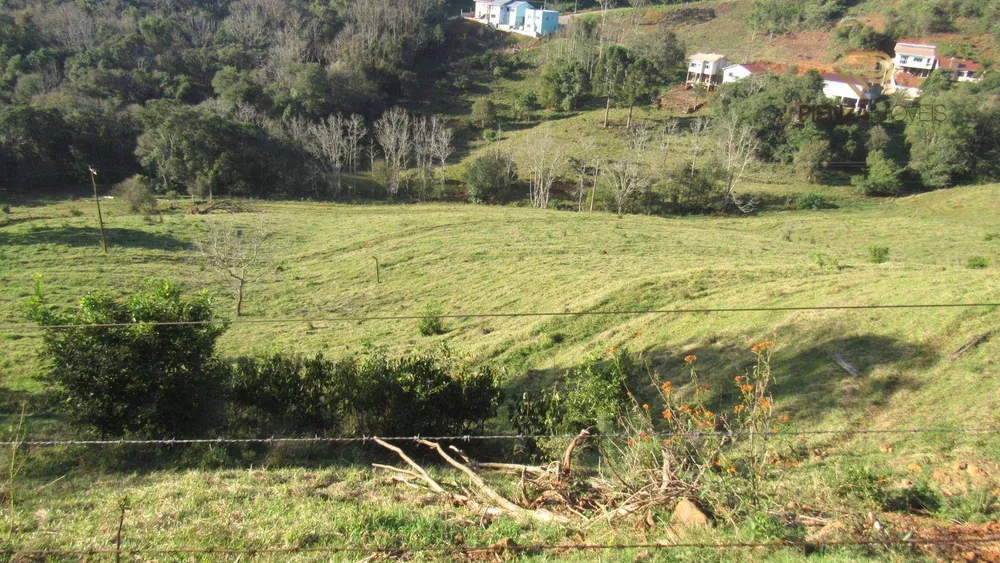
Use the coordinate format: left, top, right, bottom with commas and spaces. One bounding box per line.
1, 187, 999, 557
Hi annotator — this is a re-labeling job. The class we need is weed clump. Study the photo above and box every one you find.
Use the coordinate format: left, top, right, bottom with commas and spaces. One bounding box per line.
418, 302, 445, 336
867, 245, 890, 264
966, 256, 990, 269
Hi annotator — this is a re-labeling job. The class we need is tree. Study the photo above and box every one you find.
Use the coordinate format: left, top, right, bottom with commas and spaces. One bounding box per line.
527, 128, 563, 209
620, 57, 660, 129
374, 107, 412, 196
198, 217, 274, 317
636, 29, 685, 76
430, 117, 454, 190
595, 45, 630, 128
470, 98, 496, 128
28, 280, 226, 437
852, 151, 903, 196
794, 138, 830, 184
605, 159, 645, 214
715, 116, 760, 212
539, 61, 591, 111
463, 149, 517, 204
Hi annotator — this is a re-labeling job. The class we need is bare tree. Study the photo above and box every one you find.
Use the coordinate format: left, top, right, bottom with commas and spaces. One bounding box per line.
346, 114, 368, 174
658, 119, 679, 167
374, 107, 412, 196
688, 117, 712, 176
624, 119, 652, 159
527, 128, 564, 209
606, 160, 645, 215
430, 117, 454, 191
716, 117, 760, 213
198, 218, 273, 317
412, 116, 435, 197
40, 4, 98, 52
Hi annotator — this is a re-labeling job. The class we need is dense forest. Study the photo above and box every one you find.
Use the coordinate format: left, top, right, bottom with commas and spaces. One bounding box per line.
0, 0, 463, 196
3, 0, 1000, 207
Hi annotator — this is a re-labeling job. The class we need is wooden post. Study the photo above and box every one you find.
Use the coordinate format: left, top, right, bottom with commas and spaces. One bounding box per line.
89, 166, 108, 254
373, 256, 381, 284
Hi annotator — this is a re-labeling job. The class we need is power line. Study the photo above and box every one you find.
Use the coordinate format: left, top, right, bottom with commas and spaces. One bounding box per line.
3, 535, 999, 556
4, 427, 999, 448
2, 302, 998, 332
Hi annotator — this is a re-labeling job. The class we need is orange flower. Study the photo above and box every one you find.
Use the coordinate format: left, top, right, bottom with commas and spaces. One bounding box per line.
733, 405, 745, 414
661, 381, 673, 395
727, 466, 736, 474
684, 354, 697, 365
778, 415, 790, 424
627, 392, 633, 398
608, 346, 616, 355
734, 376, 743, 383
751, 340, 776, 353
662, 410, 673, 420
642, 404, 650, 410
741, 384, 754, 394
758, 398, 772, 409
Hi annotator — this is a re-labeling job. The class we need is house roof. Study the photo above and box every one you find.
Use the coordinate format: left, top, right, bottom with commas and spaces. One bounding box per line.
939, 57, 983, 72
893, 72, 925, 89
690, 53, 726, 62
485, 0, 515, 5
731, 63, 769, 73
895, 42, 937, 59
822, 72, 873, 98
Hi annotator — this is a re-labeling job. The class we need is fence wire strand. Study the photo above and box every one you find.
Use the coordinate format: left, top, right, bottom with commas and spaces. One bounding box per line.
2, 302, 999, 332
2, 427, 998, 448
4, 535, 999, 557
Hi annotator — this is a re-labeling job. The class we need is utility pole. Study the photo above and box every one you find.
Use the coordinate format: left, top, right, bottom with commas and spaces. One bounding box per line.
89, 166, 108, 254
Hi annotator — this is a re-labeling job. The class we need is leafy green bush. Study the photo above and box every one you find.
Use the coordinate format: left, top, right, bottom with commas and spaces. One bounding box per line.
113, 175, 159, 216
463, 150, 518, 204
868, 245, 890, 264
794, 193, 835, 210
966, 256, 990, 269
0, 203, 9, 214
28, 280, 227, 438
852, 152, 903, 196
229, 349, 503, 436
418, 302, 445, 336
834, 22, 886, 51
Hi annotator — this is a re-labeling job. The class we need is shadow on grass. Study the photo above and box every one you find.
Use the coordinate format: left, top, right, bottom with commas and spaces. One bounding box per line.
0, 226, 186, 251
502, 322, 934, 430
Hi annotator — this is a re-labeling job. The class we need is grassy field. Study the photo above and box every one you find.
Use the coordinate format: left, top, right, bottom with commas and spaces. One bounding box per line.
1, 185, 999, 557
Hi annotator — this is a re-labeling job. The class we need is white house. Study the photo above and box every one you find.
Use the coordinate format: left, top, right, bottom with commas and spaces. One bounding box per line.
722, 63, 769, 84
686, 53, 728, 90
474, 0, 514, 26
522, 7, 559, 36
893, 42, 937, 77
822, 72, 879, 110
939, 57, 983, 82
469, 1, 559, 37
503, 1, 530, 28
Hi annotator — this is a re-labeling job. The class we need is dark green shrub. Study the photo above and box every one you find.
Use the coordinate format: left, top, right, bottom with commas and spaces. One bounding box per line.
967, 256, 990, 269
794, 193, 835, 210
0, 203, 10, 214
28, 280, 227, 438
515, 349, 638, 435
229, 349, 503, 437
868, 245, 890, 264
463, 150, 518, 204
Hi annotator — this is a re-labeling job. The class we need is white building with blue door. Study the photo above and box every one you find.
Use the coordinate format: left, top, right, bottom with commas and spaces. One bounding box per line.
469, 1, 559, 37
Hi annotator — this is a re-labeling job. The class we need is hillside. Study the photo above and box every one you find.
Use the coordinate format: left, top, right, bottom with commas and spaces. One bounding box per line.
1, 186, 999, 556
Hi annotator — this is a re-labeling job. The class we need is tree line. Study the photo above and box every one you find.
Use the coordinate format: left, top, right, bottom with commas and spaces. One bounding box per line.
0, 0, 454, 196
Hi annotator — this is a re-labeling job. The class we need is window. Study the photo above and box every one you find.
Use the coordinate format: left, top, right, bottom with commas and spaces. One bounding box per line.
913, 57, 923, 63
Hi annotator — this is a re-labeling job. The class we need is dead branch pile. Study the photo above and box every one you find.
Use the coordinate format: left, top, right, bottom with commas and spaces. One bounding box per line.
372, 430, 704, 525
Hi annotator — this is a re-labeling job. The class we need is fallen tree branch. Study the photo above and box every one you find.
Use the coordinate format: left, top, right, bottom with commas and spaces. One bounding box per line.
560, 429, 591, 478
372, 437, 448, 495
949, 331, 991, 360
417, 439, 571, 524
